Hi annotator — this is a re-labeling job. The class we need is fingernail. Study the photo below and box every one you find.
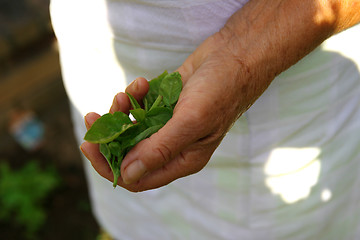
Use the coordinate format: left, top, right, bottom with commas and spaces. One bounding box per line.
79, 143, 89, 159
109, 94, 120, 113
122, 160, 146, 184
130, 78, 138, 91
84, 114, 90, 129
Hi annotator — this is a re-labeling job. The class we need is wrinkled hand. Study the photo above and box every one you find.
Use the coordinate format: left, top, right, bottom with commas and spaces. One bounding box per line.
80, 0, 360, 192
80, 29, 264, 192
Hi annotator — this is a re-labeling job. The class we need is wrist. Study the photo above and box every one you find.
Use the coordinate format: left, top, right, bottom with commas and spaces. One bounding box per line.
217, 0, 343, 82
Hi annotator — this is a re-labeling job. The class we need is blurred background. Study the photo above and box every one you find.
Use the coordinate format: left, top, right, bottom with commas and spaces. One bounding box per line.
0, 0, 101, 239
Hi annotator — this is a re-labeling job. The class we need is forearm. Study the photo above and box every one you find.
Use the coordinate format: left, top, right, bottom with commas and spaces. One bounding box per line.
217, 0, 360, 107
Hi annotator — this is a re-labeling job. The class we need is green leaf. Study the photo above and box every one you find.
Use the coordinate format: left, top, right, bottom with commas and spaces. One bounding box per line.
112, 111, 132, 123
159, 72, 182, 107
108, 141, 122, 157
100, 143, 123, 188
83, 70, 183, 188
100, 143, 116, 174
100, 143, 112, 161
112, 155, 123, 188
148, 95, 163, 112
130, 108, 146, 122
144, 71, 168, 110
115, 122, 147, 142
126, 92, 141, 109
125, 124, 163, 150
144, 98, 150, 112
145, 107, 173, 127
137, 125, 163, 141
84, 112, 133, 143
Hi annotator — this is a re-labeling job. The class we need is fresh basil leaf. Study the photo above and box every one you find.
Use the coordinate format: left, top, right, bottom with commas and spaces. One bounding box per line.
148, 95, 163, 112
136, 124, 163, 141
115, 122, 147, 142
145, 107, 173, 127
84, 70, 183, 188
100, 143, 124, 187
117, 123, 147, 150
100, 143, 112, 163
112, 155, 122, 188
144, 71, 168, 110
126, 92, 141, 109
99, 143, 116, 179
130, 108, 146, 122
84, 112, 133, 143
144, 98, 150, 112
125, 124, 163, 150
159, 72, 182, 107
108, 141, 122, 157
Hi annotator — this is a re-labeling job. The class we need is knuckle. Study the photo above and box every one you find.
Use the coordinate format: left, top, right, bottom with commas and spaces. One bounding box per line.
152, 142, 173, 169
122, 181, 145, 193
189, 108, 207, 122
178, 109, 209, 134
177, 152, 207, 176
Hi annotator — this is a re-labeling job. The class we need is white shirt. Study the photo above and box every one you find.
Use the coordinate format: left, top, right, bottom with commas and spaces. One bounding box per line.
50, 1, 360, 239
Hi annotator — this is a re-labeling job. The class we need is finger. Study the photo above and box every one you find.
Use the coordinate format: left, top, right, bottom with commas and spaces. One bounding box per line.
125, 77, 149, 104
80, 141, 114, 182
84, 112, 101, 130
109, 92, 130, 114
176, 61, 194, 85
119, 145, 215, 192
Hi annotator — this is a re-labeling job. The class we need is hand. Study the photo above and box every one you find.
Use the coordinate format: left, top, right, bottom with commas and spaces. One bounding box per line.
81, 0, 359, 192
80, 30, 262, 192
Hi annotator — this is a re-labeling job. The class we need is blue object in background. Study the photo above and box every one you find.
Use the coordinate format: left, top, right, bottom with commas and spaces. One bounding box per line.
9, 110, 45, 151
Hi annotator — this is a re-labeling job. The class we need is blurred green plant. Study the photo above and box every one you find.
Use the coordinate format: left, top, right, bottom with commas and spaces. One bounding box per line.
0, 160, 60, 239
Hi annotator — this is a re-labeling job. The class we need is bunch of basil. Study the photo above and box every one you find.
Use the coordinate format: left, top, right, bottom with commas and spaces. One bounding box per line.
84, 71, 182, 187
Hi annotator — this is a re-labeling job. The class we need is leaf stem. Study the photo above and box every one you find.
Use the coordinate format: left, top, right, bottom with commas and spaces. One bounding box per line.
149, 95, 163, 112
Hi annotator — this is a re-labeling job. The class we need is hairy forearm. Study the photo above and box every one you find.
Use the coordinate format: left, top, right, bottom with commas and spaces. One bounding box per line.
218, 0, 360, 104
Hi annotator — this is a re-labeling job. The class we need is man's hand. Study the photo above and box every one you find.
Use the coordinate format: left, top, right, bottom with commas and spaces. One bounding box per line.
81, 31, 255, 191
80, 0, 360, 192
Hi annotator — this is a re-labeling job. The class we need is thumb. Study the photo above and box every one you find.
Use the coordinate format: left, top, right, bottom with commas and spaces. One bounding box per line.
120, 107, 202, 185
